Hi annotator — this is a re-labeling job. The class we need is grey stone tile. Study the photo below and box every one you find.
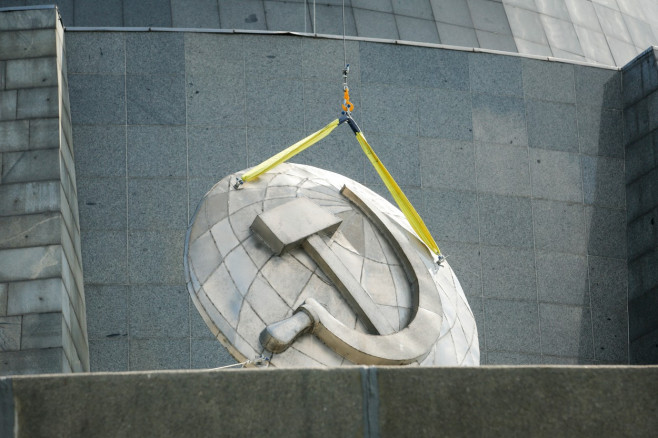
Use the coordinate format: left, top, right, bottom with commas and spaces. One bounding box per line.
431, 0, 474, 28
418, 89, 472, 140
1, 284, 9, 315
363, 133, 419, 187
423, 189, 479, 244
438, 241, 482, 299
420, 139, 475, 191
0, 244, 61, 283
485, 298, 541, 354
0, 180, 60, 217
480, 245, 536, 301
0, 348, 65, 375
624, 99, 650, 144
353, 8, 399, 40
626, 211, 656, 260
172, 0, 220, 28
529, 148, 582, 202
351, 0, 392, 12
127, 126, 187, 178
607, 37, 638, 66
630, 288, 658, 341
0, 212, 61, 249
526, 99, 578, 152
541, 14, 583, 56
472, 94, 527, 146
126, 74, 186, 125
522, 59, 575, 103
66, 32, 125, 74
7, 278, 64, 315
630, 328, 658, 364
184, 33, 243, 75
360, 84, 417, 135
5, 57, 57, 90
0, 7, 56, 29
218, 0, 267, 30
77, 177, 126, 231
244, 35, 302, 81
73, 125, 126, 178
85, 285, 128, 340
127, 230, 185, 285
0, 316, 21, 351
470, 53, 523, 98
21, 312, 62, 350
0, 90, 17, 122
535, 0, 570, 20
1, 148, 59, 184
532, 199, 586, 255
89, 338, 128, 372
127, 178, 188, 231
0, 120, 28, 153
188, 126, 247, 179
486, 351, 542, 365
625, 134, 655, 184
581, 156, 625, 209
467, 0, 511, 34
187, 73, 245, 128
577, 106, 624, 158
130, 285, 189, 339
475, 142, 530, 197
189, 178, 221, 214
475, 30, 518, 52
505, 5, 548, 45
536, 251, 589, 306
311, 4, 357, 36
123, 0, 172, 27
436, 22, 479, 47
129, 338, 190, 370
0, 29, 56, 60
540, 303, 594, 358
74, 0, 123, 26
584, 206, 627, 258
361, 43, 469, 90
126, 33, 183, 75
16, 87, 58, 119
588, 255, 628, 362
69, 74, 125, 125
625, 170, 657, 222
478, 194, 533, 249
641, 52, 658, 96
263, 0, 311, 32
244, 78, 300, 129
81, 230, 127, 284
396, 16, 440, 44
392, 0, 433, 17
30, 118, 59, 150
191, 338, 236, 368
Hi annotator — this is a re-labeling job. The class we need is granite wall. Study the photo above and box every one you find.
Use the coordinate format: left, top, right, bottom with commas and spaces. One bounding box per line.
622, 47, 658, 364
0, 7, 89, 374
65, 30, 629, 370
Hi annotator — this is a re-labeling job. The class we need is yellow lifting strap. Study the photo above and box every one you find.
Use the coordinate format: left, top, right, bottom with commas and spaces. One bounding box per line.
241, 118, 341, 183
354, 131, 442, 258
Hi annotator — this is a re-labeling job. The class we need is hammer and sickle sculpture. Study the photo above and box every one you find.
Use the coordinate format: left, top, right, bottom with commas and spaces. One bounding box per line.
184, 164, 479, 367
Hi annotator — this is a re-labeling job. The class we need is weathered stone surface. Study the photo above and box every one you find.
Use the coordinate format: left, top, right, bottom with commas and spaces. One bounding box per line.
0, 246, 61, 283
21, 312, 62, 350
0, 90, 17, 121
0, 316, 21, 351
29, 118, 59, 150
5, 57, 57, 90
0, 181, 60, 216
7, 278, 64, 315
0, 120, 29, 152
0, 9, 56, 31
0, 29, 56, 60
1, 149, 60, 184
0, 212, 61, 249
0, 348, 63, 376
16, 87, 58, 119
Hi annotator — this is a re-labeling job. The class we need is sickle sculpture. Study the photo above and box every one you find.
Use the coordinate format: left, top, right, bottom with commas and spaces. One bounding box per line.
254, 185, 443, 365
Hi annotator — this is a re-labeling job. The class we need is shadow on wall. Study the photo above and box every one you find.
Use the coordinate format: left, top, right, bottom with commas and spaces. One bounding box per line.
579, 71, 628, 364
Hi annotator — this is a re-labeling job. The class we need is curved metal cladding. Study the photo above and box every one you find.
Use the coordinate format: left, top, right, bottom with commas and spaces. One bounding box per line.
43, 0, 658, 66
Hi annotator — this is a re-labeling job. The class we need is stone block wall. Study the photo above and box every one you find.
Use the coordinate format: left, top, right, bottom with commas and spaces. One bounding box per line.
66, 30, 629, 370
623, 47, 658, 364
0, 7, 88, 375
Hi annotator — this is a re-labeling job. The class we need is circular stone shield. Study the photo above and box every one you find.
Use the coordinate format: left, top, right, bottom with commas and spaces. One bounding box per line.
184, 163, 479, 367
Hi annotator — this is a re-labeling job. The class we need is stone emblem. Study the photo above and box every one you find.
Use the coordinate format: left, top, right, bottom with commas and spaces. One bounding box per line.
184, 163, 479, 367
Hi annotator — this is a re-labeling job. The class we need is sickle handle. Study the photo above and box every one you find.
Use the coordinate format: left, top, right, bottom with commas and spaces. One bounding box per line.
259, 310, 313, 353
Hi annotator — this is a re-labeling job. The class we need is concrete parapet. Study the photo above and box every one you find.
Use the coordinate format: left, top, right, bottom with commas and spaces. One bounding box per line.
0, 7, 88, 375
0, 366, 656, 437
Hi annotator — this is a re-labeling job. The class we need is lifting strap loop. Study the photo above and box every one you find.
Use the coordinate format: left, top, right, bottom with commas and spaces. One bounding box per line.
241, 118, 341, 183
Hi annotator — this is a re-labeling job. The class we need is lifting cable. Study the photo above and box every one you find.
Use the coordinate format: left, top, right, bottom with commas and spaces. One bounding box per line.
233, 2, 443, 262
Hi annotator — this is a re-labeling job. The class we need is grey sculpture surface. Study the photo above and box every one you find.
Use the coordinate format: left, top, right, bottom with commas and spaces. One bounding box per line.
184, 163, 479, 367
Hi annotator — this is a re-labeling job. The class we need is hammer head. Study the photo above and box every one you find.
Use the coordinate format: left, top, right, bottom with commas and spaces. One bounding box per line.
251, 197, 343, 255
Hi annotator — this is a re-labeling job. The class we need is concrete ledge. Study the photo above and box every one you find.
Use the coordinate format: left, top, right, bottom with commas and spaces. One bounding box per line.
1, 366, 657, 437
